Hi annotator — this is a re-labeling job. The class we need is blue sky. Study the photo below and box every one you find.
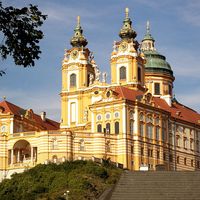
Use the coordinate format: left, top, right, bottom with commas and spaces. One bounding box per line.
1, 0, 200, 121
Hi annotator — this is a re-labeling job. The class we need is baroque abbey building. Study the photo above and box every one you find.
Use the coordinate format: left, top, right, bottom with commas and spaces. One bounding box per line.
1, 8, 200, 180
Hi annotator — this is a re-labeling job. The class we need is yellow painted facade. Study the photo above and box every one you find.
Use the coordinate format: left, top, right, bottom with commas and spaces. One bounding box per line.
1, 8, 200, 181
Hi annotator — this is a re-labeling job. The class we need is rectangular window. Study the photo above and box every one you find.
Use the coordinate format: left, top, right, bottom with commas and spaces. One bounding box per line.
157, 151, 160, 159
169, 154, 173, 162
162, 128, 166, 141
131, 146, 134, 154
141, 147, 144, 156
147, 125, 153, 139
130, 120, 134, 135
154, 83, 160, 95
140, 123, 144, 137
190, 139, 194, 150
163, 152, 166, 161
184, 137, 187, 149
138, 67, 141, 82
148, 149, 153, 157
168, 85, 172, 95
197, 141, 199, 152
156, 127, 160, 140
184, 158, 187, 165
177, 156, 179, 164
70, 102, 76, 122
191, 159, 194, 167
115, 122, 119, 134
197, 161, 200, 168
176, 136, 180, 147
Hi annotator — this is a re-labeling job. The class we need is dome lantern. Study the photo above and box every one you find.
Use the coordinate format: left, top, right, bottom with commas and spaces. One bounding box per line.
70, 16, 88, 48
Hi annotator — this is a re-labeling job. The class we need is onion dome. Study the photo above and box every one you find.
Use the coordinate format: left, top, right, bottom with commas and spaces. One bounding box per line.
141, 21, 174, 77
119, 8, 137, 40
70, 16, 88, 47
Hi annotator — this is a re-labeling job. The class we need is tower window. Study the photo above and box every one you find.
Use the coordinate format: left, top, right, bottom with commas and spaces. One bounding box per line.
120, 66, 126, 80
70, 102, 76, 122
168, 85, 172, 95
154, 83, 160, 95
138, 67, 141, 82
97, 124, 102, 133
70, 73, 76, 87
115, 121, 119, 134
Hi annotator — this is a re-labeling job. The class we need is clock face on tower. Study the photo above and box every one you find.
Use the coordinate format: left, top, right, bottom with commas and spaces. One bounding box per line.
119, 42, 128, 51
71, 50, 78, 59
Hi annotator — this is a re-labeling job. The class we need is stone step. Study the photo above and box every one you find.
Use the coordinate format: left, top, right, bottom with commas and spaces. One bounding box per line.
108, 171, 200, 200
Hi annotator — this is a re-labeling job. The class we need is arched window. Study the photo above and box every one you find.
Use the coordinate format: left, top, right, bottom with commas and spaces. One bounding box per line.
120, 66, 126, 80
70, 73, 76, 87
115, 122, 119, 134
106, 123, 110, 134
138, 67, 141, 82
97, 124, 102, 133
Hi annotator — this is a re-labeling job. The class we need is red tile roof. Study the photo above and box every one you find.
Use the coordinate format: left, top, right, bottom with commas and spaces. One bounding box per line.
0, 101, 59, 130
114, 86, 200, 125
115, 86, 144, 101
154, 98, 200, 125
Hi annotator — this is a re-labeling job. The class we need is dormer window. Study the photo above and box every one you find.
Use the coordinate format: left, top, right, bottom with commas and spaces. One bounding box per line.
120, 66, 126, 80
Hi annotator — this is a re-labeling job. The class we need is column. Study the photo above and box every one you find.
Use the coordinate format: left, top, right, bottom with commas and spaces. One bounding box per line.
11, 149, 14, 165
31, 147, 33, 162
17, 150, 20, 162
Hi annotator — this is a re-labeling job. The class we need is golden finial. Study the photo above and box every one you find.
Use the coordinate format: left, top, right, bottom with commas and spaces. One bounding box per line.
3, 96, 6, 100
125, 7, 129, 18
147, 20, 150, 34
77, 15, 80, 27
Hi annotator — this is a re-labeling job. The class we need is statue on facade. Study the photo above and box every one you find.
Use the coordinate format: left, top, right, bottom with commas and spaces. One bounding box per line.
89, 73, 94, 85
102, 72, 107, 83
113, 41, 117, 52
95, 67, 101, 81
89, 51, 94, 62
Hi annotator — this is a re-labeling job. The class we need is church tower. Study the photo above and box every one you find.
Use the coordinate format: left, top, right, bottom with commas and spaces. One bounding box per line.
60, 16, 95, 128
110, 8, 145, 90
141, 21, 175, 105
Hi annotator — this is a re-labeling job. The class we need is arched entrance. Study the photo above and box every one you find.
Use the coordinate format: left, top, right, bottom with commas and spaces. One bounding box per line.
13, 140, 31, 163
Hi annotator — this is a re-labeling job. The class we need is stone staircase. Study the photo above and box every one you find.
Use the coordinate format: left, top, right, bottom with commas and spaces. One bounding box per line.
106, 171, 200, 200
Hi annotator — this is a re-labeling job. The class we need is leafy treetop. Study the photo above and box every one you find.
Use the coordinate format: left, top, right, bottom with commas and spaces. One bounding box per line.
0, 1, 47, 75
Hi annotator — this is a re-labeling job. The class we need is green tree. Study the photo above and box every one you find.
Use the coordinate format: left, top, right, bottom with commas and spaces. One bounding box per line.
0, 1, 47, 75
